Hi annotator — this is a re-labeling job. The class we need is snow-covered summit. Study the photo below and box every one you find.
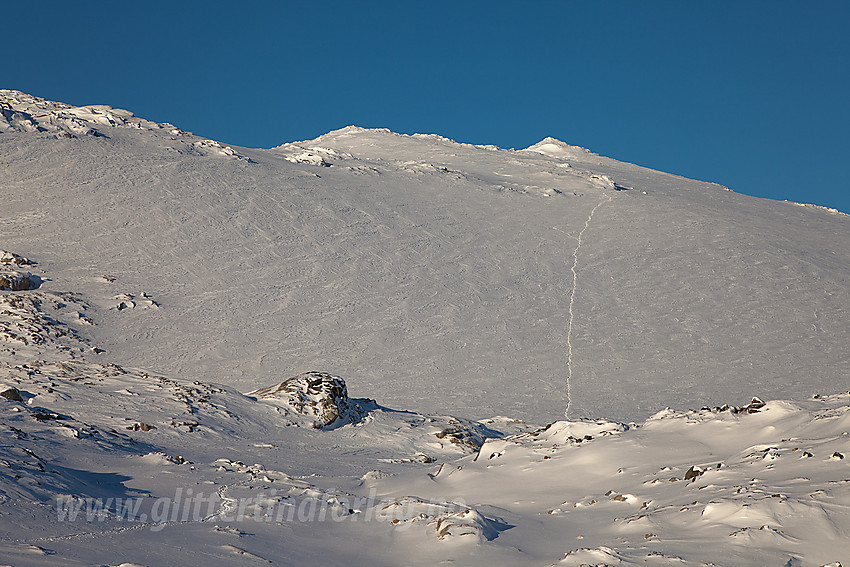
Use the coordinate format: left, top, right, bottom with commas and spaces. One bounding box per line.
274, 125, 508, 168
522, 136, 596, 159
287, 125, 504, 151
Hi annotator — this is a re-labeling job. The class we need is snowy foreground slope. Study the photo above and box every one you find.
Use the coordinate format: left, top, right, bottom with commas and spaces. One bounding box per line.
1, 90, 849, 566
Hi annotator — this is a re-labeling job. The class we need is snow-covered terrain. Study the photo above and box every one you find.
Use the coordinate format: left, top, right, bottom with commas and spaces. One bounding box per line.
1, 90, 848, 566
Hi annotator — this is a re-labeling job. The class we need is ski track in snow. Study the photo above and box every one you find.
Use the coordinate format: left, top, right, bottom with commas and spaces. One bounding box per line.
565, 189, 613, 418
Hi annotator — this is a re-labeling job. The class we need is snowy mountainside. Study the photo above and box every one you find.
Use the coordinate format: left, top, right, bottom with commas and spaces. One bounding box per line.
1, 90, 850, 565
279, 124, 850, 421
0, 253, 848, 566
2, 92, 848, 423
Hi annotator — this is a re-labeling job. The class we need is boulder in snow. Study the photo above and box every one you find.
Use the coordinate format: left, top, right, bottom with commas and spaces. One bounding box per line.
247, 371, 368, 429
0, 269, 32, 291
1, 386, 24, 402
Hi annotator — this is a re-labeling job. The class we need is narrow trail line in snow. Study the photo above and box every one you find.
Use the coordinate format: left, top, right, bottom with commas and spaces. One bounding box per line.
565, 187, 613, 418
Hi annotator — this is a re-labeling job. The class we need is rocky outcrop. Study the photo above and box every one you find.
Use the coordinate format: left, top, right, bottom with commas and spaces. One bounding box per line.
0, 386, 24, 402
0, 270, 31, 291
1, 251, 32, 266
0, 251, 33, 291
247, 371, 370, 429
0, 90, 251, 160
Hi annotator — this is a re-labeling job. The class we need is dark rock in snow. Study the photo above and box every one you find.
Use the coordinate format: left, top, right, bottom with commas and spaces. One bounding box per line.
1, 386, 24, 402
0, 251, 33, 266
683, 466, 705, 482
0, 270, 32, 291
248, 371, 370, 429
742, 397, 766, 414
126, 422, 157, 431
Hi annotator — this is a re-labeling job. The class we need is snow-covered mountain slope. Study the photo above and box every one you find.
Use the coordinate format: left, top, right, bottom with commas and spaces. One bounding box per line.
0, 256, 847, 566
1, 253, 848, 566
1, 90, 849, 565
2, 92, 848, 424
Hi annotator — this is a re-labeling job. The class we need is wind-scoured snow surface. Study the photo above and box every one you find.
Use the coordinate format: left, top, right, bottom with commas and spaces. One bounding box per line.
1, 90, 849, 566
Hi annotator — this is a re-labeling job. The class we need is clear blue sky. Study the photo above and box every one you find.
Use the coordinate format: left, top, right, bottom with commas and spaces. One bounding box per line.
6, 1, 850, 213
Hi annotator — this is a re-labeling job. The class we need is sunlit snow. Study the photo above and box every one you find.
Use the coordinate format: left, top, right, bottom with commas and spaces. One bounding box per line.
1, 90, 849, 566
